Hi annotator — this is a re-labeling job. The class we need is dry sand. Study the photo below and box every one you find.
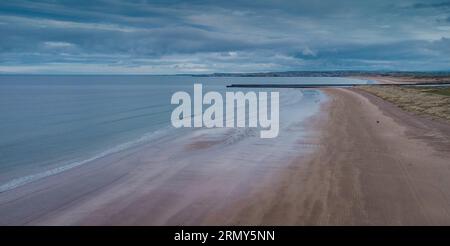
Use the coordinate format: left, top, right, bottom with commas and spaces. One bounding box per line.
1, 88, 450, 225
294, 88, 450, 225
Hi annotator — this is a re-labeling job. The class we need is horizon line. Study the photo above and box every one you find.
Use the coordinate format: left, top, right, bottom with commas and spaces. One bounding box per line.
1, 70, 450, 76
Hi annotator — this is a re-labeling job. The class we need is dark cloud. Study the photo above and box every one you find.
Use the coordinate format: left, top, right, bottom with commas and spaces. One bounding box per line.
0, 0, 449, 73
412, 1, 450, 9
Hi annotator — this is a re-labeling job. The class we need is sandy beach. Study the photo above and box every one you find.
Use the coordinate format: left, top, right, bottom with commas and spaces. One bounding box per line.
1, 87, 450, 225
299, 88, 450, 225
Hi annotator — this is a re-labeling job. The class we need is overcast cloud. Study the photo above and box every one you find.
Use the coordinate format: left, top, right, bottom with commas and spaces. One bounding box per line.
1, 0, 450, 74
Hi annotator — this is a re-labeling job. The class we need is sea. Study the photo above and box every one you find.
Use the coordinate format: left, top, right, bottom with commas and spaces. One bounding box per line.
0, 75, 370, 192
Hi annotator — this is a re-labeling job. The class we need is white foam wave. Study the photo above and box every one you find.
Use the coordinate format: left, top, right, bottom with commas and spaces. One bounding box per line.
0, 127, 173, 193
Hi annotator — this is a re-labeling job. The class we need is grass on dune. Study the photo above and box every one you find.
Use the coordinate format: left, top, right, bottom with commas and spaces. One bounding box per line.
426, 88, 450, 97
359, 85, 450, 123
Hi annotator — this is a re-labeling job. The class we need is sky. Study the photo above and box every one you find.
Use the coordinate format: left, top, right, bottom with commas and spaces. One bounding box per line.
1, 0, 450, 74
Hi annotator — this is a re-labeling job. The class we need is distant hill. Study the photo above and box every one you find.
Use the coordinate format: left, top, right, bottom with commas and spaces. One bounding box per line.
191, 71, 450, 78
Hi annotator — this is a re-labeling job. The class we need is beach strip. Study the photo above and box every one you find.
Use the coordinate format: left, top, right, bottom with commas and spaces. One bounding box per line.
1, 88, 450, 225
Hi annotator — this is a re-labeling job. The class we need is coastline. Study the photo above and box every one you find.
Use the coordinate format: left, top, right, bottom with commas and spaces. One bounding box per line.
202, 87, 450, 225
1, 86, 450, 225
0, 89, 326, 225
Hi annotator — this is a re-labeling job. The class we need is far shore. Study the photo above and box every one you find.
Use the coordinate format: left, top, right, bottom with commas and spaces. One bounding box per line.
350, 74, 450, 84
1, 83, 450, 225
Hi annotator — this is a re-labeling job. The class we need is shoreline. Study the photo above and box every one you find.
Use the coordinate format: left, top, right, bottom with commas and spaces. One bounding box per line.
205, 87, 450, 225
1, 87, 450, 225
0, 89, 326, 225
0, 126, 178, 193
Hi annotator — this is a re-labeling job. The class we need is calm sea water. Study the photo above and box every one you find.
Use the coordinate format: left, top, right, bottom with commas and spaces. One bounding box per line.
0, 75, 368, 190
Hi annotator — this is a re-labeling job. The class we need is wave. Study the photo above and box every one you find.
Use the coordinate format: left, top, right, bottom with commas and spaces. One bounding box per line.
0, 126, 174, 193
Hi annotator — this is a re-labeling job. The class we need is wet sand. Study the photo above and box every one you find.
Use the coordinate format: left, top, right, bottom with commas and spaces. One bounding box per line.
1, 88, 450, 225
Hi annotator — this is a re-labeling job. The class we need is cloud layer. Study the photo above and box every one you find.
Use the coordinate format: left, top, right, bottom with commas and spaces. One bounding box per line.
1, 0, 450, 74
